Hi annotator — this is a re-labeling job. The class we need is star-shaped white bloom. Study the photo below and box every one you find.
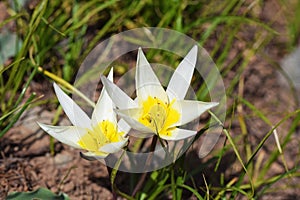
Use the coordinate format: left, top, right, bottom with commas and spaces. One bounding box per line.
101, 46, 218, 141
38, 69, 128, 159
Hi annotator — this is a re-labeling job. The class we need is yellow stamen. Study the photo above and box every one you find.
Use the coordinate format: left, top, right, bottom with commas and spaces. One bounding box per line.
139, 96, 180, 136
77, 120, 124, 154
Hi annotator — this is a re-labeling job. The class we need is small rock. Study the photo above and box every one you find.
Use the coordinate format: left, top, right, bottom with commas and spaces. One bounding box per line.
54, 153, 73, 166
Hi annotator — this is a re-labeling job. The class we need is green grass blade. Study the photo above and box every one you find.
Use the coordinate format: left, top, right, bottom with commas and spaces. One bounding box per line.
0, 93, 36, 138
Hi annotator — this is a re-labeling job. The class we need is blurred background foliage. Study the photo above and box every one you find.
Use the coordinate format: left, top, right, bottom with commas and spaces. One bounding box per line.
1, 0, 300, 199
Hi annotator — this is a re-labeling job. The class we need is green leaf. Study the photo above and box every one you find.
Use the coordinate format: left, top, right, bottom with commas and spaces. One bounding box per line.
6, 187, 70, 200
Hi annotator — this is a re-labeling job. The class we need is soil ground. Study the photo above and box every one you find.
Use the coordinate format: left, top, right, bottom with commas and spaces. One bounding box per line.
1, 1, 300, 199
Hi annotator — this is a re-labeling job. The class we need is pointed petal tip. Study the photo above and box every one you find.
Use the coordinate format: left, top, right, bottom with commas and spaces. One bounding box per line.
80, 152, 97, 161
186, 45, 198, 62
36, 121, 46, 129
80, 151, 107, 161
137, 47, 147, 64
186, 45, 198, 58
209, 101, 219, 108
107, 68, 114, 81
53, 82, 65, 97
160, 128, 197, 141
53, 82, 61, 93
37, 122, 55, 133
191, 45, 198, 52
53, 82, 58, 88
53, 83, 65, 103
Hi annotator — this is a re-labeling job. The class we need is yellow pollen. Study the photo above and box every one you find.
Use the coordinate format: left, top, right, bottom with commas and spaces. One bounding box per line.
138, 96, 180, 136
77, 120, 124, 155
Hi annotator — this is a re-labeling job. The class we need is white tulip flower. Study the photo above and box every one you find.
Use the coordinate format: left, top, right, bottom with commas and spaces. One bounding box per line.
101, 46, 218, 141
38, 68, 128, 159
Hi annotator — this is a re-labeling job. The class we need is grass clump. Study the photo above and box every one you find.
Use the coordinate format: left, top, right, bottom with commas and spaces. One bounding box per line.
1, 0, 300, 199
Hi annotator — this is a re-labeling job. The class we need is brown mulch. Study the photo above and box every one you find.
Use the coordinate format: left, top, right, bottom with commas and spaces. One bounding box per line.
0, 107, 114, 199
1, 0, 300, 199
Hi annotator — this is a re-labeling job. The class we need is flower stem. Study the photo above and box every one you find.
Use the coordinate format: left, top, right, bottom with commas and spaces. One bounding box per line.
37, 66, 96, 108
131, 135, 158, 196
106, 148, 134, 200
171, 165, 176, 199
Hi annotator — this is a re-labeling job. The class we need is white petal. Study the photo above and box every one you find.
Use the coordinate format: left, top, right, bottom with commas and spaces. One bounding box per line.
117, 119, 131, 136
37, 122, 86, 149
172, 100, 219, 126
160, 128, 197, 141
53, 83, 91, 129
127, 130, 155, 138
167, 45, 198, 101
80, 151, 108, 160
116, 108, 154, 133
136, 48, 168, 102
107, 67, 114, 81
100, 76, 137, 109
99, 139, 128, 153
92, 68, 116, 127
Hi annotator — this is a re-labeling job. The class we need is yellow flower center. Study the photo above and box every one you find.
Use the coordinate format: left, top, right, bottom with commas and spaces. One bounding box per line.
77, 120, 124, 155
139, 96, 180, 136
